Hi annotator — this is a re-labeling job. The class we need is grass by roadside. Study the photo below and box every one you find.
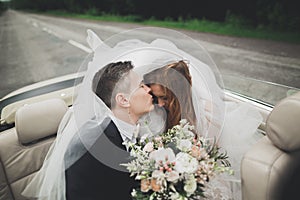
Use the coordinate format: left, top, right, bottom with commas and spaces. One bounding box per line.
41, 10, 300, 44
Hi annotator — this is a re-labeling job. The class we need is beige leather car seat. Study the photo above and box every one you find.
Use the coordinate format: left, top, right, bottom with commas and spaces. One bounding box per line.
0, 98, 67, 200
241, 92, 300, 200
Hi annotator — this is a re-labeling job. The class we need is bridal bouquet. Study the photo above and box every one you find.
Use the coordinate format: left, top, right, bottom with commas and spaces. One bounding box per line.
122, 119, 233, 200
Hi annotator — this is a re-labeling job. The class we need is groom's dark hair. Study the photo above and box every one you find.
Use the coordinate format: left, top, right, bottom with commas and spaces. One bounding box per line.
93, 61, 134, 108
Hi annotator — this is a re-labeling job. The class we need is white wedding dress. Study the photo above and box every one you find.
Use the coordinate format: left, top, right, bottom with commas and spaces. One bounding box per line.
22, 27, 263, 200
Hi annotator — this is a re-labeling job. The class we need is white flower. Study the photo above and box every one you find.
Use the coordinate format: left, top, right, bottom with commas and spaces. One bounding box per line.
140, 133, 151, 143
184, 175, 197, 196
170, 192, 180, 200
166, 170, 179, 182
174, 152, 198, 174
149, 148, 175, 167
183, 130, 195, 139
131, 189, 137, 197
123, 119, 232, 199
180, 119, 188, 124
177, 139, 192, 152
152, 170, 165, 179
143, 142, 154, 152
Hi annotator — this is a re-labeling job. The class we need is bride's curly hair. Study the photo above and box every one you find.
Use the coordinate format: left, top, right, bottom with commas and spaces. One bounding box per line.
144, 60, 197, 134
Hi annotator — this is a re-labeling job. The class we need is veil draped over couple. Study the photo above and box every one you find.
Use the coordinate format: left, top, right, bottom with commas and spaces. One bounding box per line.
22, 28, 262, 200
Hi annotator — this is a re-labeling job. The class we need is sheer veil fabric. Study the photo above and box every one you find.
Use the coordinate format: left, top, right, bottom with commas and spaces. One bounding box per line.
22, 28, 262, 200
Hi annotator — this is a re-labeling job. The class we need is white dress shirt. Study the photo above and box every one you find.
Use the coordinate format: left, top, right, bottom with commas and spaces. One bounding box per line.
109, 115, 139, 151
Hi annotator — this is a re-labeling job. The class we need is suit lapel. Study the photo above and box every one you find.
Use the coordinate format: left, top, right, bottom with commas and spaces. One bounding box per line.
104, 121, 127, 151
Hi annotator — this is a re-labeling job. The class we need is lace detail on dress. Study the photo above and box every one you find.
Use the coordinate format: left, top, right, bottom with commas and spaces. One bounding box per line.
203, 175, 242, 200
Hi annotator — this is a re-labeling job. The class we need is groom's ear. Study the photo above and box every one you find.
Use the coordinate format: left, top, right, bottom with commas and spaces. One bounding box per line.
115, 93, 130, 108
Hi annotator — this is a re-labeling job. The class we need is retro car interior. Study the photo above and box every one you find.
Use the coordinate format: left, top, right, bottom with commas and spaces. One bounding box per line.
0, 98, 68, 199
0, 91, 299, 200
241, 91, 300, 200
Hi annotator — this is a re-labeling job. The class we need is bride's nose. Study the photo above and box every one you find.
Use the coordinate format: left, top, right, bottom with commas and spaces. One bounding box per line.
143, 84, 151, 93
157, 99, 165, 107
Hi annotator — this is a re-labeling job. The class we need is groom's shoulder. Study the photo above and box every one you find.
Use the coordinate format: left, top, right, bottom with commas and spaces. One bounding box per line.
64, 117, 120, 153
103, 118, 119, 135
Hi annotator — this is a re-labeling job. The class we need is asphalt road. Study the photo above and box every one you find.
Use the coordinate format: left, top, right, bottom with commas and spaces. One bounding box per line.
1, 10, 300, 104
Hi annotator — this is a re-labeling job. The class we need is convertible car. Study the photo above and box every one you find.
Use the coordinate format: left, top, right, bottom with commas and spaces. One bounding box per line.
1, 10, 299, 198
0, 71, 299, 199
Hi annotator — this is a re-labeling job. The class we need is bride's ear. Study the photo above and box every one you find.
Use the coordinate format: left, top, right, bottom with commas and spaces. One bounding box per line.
115, 93, 130, 108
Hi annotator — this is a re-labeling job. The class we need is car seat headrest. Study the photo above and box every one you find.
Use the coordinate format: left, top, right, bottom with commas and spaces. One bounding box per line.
15, 98, 68, 145
266, 92, 300, 152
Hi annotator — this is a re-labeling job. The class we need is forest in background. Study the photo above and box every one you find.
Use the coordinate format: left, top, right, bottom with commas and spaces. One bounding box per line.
1, 0, 299, 43
7, 0, 299, 31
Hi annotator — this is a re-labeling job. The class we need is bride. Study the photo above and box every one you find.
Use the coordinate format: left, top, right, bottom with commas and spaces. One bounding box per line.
22, 27, 262, 199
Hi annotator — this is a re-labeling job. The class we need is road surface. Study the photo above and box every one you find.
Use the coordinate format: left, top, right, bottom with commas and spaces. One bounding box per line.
1, 10, 300, 104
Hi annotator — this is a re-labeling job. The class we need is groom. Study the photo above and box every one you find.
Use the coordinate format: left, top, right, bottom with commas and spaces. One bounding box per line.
65, 61, 154, 200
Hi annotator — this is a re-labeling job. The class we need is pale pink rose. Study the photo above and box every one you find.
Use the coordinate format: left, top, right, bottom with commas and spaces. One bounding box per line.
191, 145, 200, 158
151, 178, 162, 192
199, 148, 209, 159
166, 170, 179, 182
143, 142, 154, 152
140, 179, 151, 192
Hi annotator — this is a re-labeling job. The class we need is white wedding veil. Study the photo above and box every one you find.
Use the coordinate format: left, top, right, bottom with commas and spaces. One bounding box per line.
21, 27, 255, 200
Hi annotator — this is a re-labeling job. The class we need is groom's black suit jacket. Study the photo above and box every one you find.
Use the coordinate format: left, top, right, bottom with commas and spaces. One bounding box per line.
65, 120, 137, 200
